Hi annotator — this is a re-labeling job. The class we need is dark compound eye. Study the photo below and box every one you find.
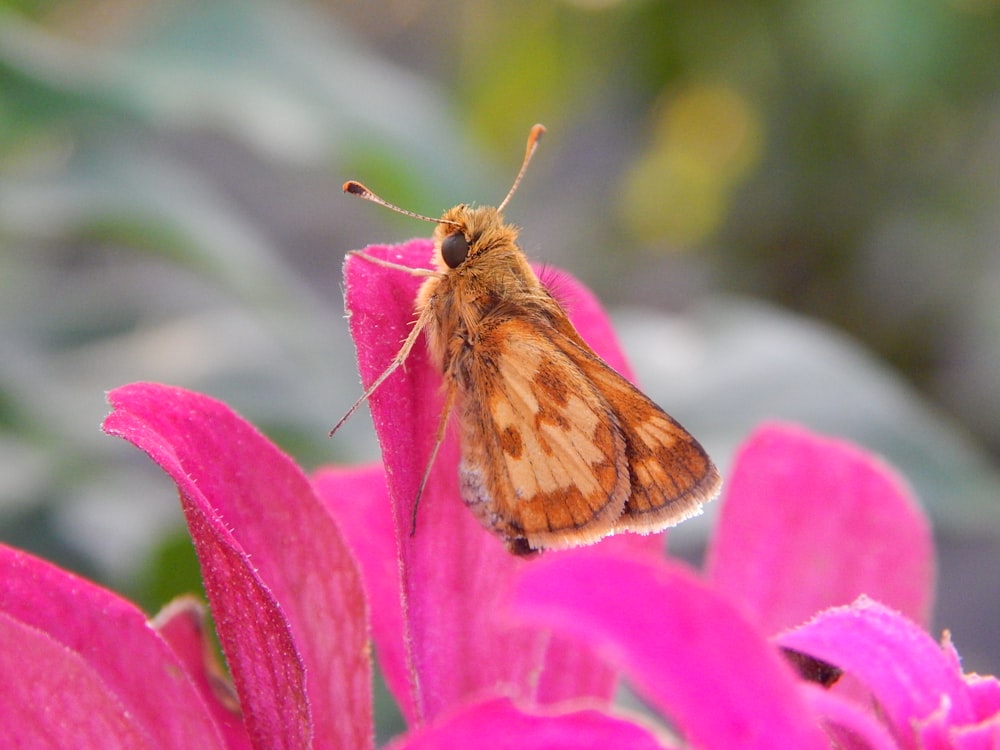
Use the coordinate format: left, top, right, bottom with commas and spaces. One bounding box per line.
441, 232, 470, 268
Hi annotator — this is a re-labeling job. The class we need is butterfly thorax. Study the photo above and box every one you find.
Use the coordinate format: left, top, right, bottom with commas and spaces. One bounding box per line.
416, 204, 560, 387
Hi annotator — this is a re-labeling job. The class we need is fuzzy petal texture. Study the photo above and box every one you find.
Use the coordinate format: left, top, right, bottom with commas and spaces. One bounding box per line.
966, 672, 1000, 724
705, 422, 934, 634
797, 682, 898, 750
104, 383, 372, 750
0, 544, 226, 749
0, 610, 151, 749
341, 240, 661, 722
778, 597, 978, 749
313, 463, 640, 722
312, 464, 414, 722
512, 548, 831, 750
385, 697, 667, 750
153, 598, 252, 750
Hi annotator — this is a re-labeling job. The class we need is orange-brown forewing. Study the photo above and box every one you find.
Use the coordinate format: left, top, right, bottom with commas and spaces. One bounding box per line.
453, 316, 630, 553
544, 307, 721, 533
561, 335, 721, 533
450, 305, 720, 554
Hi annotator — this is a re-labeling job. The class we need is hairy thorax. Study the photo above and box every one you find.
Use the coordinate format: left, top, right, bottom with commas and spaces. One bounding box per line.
416, 205, 555, 385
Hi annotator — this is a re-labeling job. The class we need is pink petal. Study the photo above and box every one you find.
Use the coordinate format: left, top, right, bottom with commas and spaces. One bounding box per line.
705, 422, 934, 634
0, 609, 151, 748
512, 549, 830, 750
778, 596, 974, 748
342, 241, 659, 721
911, 695, 1000, 750
0, 543, 226, 749
154, 597, 252, 750
312, 465, 415, 723
312, 465, 620, 725
966, 673, 1000, 723
797, 683, 898, 750
384, 696, 667, 750
948, 720, 1000, 749
104, 383, 372, 750
934, 632, 1000, 745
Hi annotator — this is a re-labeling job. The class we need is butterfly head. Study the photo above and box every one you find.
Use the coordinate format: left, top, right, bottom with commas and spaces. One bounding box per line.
344, 123, 544, 273
433, 205, 519, 270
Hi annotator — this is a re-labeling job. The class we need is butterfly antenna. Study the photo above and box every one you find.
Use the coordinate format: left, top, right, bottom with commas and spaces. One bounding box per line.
343, 181, 462, 228
497, 123, 546, 213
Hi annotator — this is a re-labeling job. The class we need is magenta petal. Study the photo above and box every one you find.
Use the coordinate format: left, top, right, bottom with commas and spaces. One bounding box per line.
384, 696, 666, 750
154, 598, 252, 750
512, 549, 830, 750
797, 683, 898, 750
705, 422, 934, 634
312, 465, 415, 723
947, 720, 1000, 749
966, 673, 1000, 723
104, 383, 372, 750
0, 609, 151, 748
342, 241, 658, 720
0, 543, 226, 748
778, 597, 975, 747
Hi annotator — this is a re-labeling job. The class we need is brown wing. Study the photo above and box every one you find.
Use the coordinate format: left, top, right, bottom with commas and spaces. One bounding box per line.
548, 320, 722, 534
453, 316, 630, 552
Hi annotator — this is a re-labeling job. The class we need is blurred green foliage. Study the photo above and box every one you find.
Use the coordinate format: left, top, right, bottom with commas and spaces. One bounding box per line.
1, 0, 998, 675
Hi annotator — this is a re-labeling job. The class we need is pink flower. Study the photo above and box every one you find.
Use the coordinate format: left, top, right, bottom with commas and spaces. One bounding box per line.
314, 238, 665, 722
0, 548, 249, 749
781, 597, 1000, 748
1, 378, 661, 748
0, 242, 669, 745
3, 236, 995, 748
332, 237, 998, 746
705, 423, 934, 634
0, 380, 371, 749
514, 551, 1000, 749
511, 426, 1000, 748
106, 382, 373, 749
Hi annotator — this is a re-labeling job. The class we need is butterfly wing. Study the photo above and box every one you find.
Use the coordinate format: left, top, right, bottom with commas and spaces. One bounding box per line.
548, 318, 722, 533
454, 316, 631, 552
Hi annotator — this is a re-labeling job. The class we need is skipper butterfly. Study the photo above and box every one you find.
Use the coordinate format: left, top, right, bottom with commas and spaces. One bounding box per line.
335, 124, 721, 555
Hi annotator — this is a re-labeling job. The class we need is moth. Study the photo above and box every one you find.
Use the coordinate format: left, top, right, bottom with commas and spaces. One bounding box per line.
336, 124, 722, 555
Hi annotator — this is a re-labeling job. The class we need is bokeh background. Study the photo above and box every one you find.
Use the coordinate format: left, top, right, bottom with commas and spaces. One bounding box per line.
2, 0, 998, 704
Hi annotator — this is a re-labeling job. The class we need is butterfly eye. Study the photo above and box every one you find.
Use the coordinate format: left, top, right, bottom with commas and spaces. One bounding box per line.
441, 232, 470, 268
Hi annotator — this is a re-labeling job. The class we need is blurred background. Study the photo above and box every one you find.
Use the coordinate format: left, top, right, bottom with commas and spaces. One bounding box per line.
1, 0, 998, 701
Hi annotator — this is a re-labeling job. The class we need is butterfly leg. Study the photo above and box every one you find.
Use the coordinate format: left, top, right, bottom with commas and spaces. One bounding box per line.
410, 381, 457, 535
329, 303, 435, 436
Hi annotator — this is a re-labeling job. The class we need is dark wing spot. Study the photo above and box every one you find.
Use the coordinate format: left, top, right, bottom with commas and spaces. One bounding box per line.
532, 358, 570, 405
500, 425, 523, 459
